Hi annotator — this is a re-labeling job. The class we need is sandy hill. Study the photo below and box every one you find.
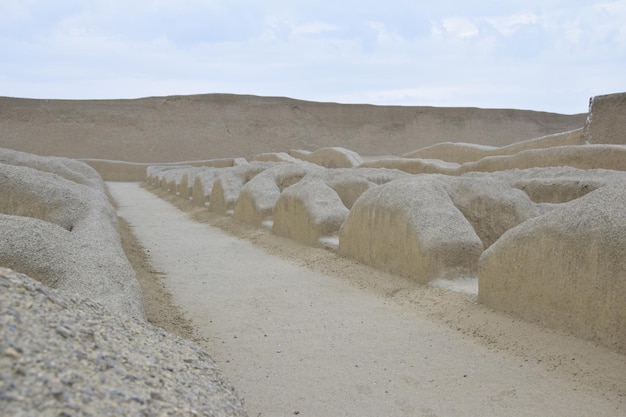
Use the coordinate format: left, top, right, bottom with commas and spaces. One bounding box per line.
0, 94, 585, 162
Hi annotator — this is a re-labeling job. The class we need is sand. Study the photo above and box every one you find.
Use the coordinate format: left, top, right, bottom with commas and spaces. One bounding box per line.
108, 181, 625, 417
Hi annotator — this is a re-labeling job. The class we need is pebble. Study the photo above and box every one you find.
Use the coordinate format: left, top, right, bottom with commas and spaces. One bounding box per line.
4, 347, 20, 359
0, 267, 246, 416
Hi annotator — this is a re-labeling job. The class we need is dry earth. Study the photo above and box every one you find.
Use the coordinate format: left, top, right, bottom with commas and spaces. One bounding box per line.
108, 182, 625, 417
117, 215, 197, 341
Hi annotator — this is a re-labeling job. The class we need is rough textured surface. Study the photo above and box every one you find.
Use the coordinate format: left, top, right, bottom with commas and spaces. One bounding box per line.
373, 144, 626, 176
0, 267, 246, 417
360, 134, 620, 177
83, 158, 237, 182
584, 92, 626, 145
339, 176, 484, 283
464, 167, 626, 204
3, 90, 625, 414
251, 152, 301, 163
290, 146, 364, 168
459, 144, 626, 173
0, 94, 585, 161
149, 165, 194, 194
403, 128, 585, 164
272, 172, 351, 245
0, 151, 143, 321
273, 168, 407, 245
233, 162, 323, 226
208, 163, 275, 215
82, 159, 153, 182
114, 182, 626, 416
478, 181, 626, 354
403, 142, 496, 164
179, 169, 201, 200
1, 148, 103, 188
192, 168, 225, 206
358, 157, 460, 175
443, 176, 540, 249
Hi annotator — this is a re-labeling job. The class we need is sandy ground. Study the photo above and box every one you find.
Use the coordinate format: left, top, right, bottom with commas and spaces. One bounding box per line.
108, 182, 625, 417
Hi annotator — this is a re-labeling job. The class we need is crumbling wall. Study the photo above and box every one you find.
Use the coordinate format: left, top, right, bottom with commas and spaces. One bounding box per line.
584, 92, 626, 145
0, 150, 144, 320
478, 181, 626, 353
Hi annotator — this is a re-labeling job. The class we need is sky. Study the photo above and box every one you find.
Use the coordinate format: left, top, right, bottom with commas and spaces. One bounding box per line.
1, 1, 625, 114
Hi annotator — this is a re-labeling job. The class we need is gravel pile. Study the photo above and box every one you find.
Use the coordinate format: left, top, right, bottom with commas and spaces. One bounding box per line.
0, 267, 247, 417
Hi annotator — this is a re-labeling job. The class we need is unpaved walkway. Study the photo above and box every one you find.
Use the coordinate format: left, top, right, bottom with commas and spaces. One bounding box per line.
108, 182, 625, 417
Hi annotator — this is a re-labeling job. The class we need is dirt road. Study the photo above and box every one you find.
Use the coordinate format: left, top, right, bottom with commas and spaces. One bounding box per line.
108, 182, 625, 417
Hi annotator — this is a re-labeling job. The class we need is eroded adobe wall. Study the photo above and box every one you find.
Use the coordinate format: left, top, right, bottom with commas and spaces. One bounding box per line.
0, 150, 144, 320
584, 92, 626, 145
478, 182, 626, 353
0, 94, 586, 162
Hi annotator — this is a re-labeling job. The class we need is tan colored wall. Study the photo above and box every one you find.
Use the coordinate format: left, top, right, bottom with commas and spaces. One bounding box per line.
83, 158, 236, 181
459, 145, 626, 173
291, 147, 364, 168
0, 94, 585, 162
358, 158, 460, 175
273, 180, 349, 246
233, 163, 322, 226
584, 92, 626, 145
82, 159, 150, 181
401, 128, 585, 164
272, 169, 407, 246
360, 142, 626, 175
478, 182, 626, 354
141, 155, 626, 354
208, 163, 275, 214
403, 142, 496, 164
338, 177, 484, 283
252, 152, 301, 163
0, 157, 143, 321
497, 128, 585, 154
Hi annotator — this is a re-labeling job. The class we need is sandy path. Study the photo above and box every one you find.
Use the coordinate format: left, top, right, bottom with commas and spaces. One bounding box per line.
108, 182, 625, 417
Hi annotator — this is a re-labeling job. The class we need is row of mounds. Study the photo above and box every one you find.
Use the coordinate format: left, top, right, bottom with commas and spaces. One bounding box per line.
146, 97, 626, 354
0, 147, 143, 320
0, 148, 247, 417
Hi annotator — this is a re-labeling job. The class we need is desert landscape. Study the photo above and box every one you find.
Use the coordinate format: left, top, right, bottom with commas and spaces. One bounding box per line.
1, 92, 625, 416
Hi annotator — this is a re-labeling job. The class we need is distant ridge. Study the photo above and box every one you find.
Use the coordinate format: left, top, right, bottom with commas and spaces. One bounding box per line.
0, 94, 586, 162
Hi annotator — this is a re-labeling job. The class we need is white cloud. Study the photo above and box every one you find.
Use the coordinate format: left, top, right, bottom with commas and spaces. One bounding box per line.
595, 0, 626, 14
291, 21, 338, 36
487, 12, 539, 36
440, 17, 479, 39
368, 22, 406, 43
593, 1, 626, 44
0, 0, 624, 114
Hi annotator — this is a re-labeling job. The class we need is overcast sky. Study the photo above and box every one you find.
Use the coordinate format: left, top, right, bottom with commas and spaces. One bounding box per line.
1, 1, 625, 114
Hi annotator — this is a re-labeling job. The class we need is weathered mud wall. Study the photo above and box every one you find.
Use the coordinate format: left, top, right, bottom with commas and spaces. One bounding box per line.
0, 94, 585, 162
0, 149, 143, 320
584, 92, 626, 145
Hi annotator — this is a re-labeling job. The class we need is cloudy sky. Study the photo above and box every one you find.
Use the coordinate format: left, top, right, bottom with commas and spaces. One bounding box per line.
1, 1, 625, 114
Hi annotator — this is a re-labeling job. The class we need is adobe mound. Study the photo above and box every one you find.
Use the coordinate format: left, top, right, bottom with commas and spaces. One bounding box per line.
478, 181, 626, 354
338, 175, 538, 282
290, 147, 364, 168
0, 149, 143, 320
233, 162, 323, 226
273, 168, 407, 246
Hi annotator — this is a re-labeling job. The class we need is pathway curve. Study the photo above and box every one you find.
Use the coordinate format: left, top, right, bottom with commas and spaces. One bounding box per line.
108, 182, 623, 417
